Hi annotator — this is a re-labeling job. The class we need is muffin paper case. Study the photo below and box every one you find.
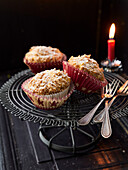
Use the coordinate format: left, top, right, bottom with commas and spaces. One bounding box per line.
24, 54, 67, 74
21, 78, 75, 110
63, 61, 108, 93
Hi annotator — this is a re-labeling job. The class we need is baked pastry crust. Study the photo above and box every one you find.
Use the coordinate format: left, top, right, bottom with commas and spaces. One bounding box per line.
21, 69, 74, 109
23, 46, 67, 74
26, 68, 71, 95
68, 54, 105, 81
24, 46, 64, 63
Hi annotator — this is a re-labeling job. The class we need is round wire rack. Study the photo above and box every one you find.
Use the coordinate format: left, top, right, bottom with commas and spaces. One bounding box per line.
0, 69, 127, 153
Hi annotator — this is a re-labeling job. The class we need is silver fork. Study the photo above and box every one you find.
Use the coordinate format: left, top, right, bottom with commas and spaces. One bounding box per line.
100, 80, 128, 138
78, 79, 120, 125
101, 100, 112, 138
93, 80, 128, 123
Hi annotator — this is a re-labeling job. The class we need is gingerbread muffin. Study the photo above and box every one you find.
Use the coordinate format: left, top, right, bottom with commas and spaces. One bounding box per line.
21, 69, 74, 109
63, 54, 107, 93
24, 46, 67, 74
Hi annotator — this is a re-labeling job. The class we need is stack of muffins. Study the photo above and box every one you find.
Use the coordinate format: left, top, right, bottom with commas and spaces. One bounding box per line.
22, 46, 107, 110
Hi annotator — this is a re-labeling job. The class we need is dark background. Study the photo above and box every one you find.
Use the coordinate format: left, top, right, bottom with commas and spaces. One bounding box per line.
0, 0, 128, 74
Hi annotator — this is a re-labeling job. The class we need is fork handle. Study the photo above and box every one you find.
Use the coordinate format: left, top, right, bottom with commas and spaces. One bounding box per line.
93, 95, 118, 123
101, 101, 112, 138
78, 97, 105, 125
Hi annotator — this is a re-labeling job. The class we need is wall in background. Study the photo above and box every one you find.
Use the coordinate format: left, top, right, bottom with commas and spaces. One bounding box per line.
0, 0, 100, 71
99, 0, 128, 74
0, 0, 128, 74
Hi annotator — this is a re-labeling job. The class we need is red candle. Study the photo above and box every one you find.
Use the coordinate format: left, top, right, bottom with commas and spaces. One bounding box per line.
107, 23, 116, 62
108, 39, 115, 61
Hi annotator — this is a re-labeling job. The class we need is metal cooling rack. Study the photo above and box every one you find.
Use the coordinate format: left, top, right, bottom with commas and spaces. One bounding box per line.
0, 69, 128, 153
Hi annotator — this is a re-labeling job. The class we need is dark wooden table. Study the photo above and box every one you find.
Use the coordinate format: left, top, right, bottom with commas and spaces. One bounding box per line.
0, 70, 128, 170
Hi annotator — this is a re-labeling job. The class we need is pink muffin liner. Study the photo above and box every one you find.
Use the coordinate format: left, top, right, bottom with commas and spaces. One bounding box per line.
63, 61, 108, 93
24, 54, 67, 74
21, 78, 75, 110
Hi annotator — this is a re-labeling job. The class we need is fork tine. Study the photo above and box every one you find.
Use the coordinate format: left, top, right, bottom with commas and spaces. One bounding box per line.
123, 86, 128, 93
105, 84, 108, 93
111, 80, 120, 96
118, 80, 128, 93
111, 79, 118, 91
110, 79, 116, 87
109, 83, 112, 94
106, 79, 115, 94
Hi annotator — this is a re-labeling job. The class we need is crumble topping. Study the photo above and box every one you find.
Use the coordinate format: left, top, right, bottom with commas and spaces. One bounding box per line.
24, 46, 64, 63
27, 69, 71, 95
68, 54, 105, 81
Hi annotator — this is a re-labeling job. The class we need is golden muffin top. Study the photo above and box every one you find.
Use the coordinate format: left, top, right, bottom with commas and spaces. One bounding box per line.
68, 54, 105, 81
24, 46, 64, 63
26, 68, 71, 95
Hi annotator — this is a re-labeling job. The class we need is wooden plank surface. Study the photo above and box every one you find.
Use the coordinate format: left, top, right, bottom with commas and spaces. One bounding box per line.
27, 122, 52, 163
0, 71, 128, 169
2, 103, 128, 170
52, 119, 128, 170
8, 114, 53, 170
0, 107, 18, 170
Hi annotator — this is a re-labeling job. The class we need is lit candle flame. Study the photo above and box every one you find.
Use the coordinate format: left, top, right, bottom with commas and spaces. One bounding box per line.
109, 23, 115, 39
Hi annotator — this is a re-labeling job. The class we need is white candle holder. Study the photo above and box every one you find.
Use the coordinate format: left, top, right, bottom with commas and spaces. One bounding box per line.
100, 58, 123, 73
